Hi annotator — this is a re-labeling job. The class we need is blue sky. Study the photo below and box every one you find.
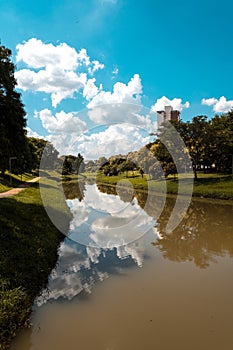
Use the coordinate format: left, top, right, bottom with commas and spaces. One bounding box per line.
1, 0, 233, 158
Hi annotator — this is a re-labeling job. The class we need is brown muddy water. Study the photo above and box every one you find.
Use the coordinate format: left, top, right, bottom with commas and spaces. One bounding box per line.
10, 182, 233, 350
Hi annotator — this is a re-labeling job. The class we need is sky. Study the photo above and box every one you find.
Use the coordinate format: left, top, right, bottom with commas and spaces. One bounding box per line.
1, 0, 233, 159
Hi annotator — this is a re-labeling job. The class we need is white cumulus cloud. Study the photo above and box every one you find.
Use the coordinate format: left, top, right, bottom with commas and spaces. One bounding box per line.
86, 74, 146, 126
87, 74, 142, 109
201, 97, 218, 106
77, 124, 151, 159
49, 123, 151, 159
202, 96, 233, 113
16, 38, 84, 70
150, 96, 190, 113
88, 60, 105, 75
87, 104, 144, 125
15, 38, 104, 107
16, 68, 87, 108
36, 109, 87, 134
26, 127, 43, 139
83, 78, 101, 100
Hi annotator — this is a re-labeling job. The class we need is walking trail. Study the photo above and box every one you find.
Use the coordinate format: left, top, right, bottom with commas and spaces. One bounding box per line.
0, 177, 40, 198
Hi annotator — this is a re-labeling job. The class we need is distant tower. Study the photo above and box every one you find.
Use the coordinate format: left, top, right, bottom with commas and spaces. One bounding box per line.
157, 105, 180, 130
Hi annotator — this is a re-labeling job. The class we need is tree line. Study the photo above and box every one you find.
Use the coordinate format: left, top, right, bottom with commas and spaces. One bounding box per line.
94, 113, 233, 180
151, 114, 233, 179
0, 43, 29, 174
0, 42, 47, 174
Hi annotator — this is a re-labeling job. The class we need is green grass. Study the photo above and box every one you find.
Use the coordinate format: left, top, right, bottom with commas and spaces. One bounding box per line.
95, 171, 233, 200
0, 174, 71, 349
0, 172, 36, 193
192, 174, 233, 199
80, 172, 97, 180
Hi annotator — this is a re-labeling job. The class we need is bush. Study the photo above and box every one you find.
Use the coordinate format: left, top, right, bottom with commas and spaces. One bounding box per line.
0, 286, 30, 348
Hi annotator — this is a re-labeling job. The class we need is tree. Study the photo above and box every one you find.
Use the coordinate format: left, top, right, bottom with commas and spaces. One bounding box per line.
152, 115, 233, 178
62, 156, 72, 175
210, 112, 233, 173
139, 167, 144, 178
14, 141, 36, 174
74, 153, 85, 174
0, 43, 28, 174
85, 160, 96, 172
152, 139, 175, 178
151, 126, 180, 179
36, 139, 59, 170
28, 137, 46, 170
61, 153, 85, 175
127, 146, 155, 174
182, 116, 210, 179
149, 161, 163, 180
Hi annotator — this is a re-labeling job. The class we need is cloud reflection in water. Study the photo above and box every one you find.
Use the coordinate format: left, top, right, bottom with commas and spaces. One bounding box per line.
35, 184, 158, 307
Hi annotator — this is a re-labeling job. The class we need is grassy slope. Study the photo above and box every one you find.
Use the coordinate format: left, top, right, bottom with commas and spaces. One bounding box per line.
0, 173, 36, 193
0, 175, 71, 349
95, 171, 233, 200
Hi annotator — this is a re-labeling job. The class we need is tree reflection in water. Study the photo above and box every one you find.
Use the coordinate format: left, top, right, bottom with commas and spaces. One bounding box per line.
152, 198, 233, 268
98, 184, 233, 269
62, 180, 86, 201
36, 183, 233, 308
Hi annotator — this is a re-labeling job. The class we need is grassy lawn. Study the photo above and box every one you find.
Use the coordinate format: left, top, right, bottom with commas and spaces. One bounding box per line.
95, 171, 233, 200
0, 172, 36, 193
0, 174, 71, 349
41, 170, 233, 200
192, 174, 233, 199
80, 172, 97, 180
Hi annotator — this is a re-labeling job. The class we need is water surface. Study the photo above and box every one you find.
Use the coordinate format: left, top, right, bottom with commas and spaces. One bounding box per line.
10, 182, 233, 350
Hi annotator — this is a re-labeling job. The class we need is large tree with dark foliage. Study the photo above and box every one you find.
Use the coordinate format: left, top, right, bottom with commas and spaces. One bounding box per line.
210, 112, 233, 173
0, 43, 28, 174
28, 137, 59, 171
62, 153, 85, 175
152, 113, 233, 178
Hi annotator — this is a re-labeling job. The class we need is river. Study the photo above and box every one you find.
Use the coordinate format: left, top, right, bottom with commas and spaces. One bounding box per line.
10, 181, 233, 350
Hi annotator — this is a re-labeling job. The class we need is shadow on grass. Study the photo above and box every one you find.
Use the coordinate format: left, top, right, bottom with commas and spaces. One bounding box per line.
0, 174, 24, 188
39, 170, 61, 182
35, 182, 60, 190
0, 196, 70, 347
163, 174, 232, 185
193, 175, 233, 185
0, 197, 69, 296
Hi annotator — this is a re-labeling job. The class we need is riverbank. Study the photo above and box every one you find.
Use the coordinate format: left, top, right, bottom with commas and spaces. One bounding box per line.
0, 173, 36, 193
0, 177, 40, 198
91, 172, 233, 200
2, 171, 231, 348
0, 175, 71, 350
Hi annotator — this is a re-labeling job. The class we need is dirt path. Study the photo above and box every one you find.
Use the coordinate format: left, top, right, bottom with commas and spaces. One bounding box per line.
0, 177, 40, 198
